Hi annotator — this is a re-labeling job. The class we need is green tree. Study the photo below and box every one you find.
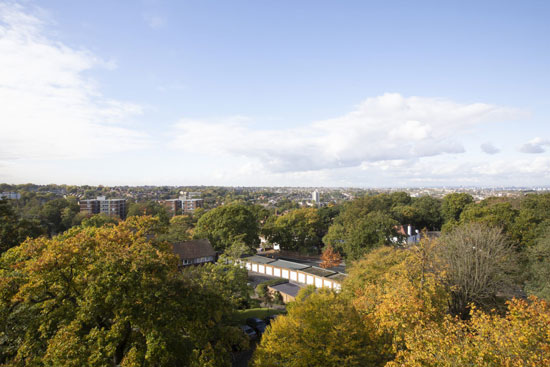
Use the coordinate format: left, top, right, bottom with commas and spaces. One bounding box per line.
525, 228, 550, 300
159, 214, 195, 243
0, 217, 245, 366
262, 208, 323, 253
323, 211, 398, 261
194, 204, 260, 252
441, 193, 474, 223
411, 196, 442, 230
0, 199, 20, 252
39, 198, 71, 235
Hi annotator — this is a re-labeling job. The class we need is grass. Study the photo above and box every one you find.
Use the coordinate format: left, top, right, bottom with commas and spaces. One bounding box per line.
231, 308, 286, 325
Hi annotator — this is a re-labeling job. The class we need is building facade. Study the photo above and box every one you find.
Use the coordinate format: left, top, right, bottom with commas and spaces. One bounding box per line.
160, 196, 204, 216
79, 196, 127, 219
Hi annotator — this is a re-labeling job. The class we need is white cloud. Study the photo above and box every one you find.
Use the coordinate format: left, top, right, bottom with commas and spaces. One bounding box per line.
171, 93, 519, 173
519, 137, 550, 154
480, 142, 500, 154
0, 2, 148, 162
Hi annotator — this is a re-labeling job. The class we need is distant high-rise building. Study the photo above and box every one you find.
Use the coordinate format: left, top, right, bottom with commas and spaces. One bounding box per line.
80, 196, 127, 219
312, 190, 320, 203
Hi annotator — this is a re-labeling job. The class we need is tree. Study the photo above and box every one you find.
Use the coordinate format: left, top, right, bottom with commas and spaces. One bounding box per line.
389, 297, 550, 367
525, 229, 550, 300
343, 245, 448, 355
252, 290, 384, 367
158, 214, 195, 243
127, 201, 170, 226
0, 217, 245, 366
438, 223, 520, 318
320, 246, 341, 268
441, 193, 474, 223
323, 211, 398, 261
0, 199, 45, 253
410, 196, 442, 230
39, 197, 71, 235
0, 199, 20, 252
80, 213, 120, 228
194, 204, 260, 252
262, 208, 323, 253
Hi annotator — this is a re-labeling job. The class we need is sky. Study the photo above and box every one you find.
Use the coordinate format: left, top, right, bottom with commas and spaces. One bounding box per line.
1, 0, 549, 187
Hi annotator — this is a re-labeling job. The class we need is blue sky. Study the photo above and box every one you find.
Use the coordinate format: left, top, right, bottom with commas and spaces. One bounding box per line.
1, 0, 549, 187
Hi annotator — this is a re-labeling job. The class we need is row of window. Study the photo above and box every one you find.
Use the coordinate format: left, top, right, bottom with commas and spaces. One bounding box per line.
182, 256, 214, 265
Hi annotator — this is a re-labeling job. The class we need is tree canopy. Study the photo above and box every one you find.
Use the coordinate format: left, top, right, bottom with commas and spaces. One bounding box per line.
262, 208, 323, 252
193, 203, 260, 252
0, 217, 245, 366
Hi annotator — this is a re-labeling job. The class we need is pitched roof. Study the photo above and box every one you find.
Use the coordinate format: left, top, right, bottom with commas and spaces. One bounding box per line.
172, 239, 216, 260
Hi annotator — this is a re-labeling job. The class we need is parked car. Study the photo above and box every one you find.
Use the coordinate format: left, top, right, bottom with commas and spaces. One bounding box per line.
264, 314, 280, 325
240, 325, 258, 341
246, 317, 267, 335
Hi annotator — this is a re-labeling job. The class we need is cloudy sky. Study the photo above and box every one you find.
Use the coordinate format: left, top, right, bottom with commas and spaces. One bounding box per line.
1, 0, 549, 187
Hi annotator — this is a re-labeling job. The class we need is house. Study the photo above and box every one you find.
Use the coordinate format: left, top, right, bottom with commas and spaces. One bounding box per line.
172, 239, 217, 267
393, 224, 420, 244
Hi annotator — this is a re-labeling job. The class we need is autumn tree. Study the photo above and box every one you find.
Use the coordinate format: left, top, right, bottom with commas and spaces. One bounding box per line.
194, 203, 260, 252
320, 246, 341, 268
389, 297, 550, 367
80, 213, 120, 228
127, 200, 170, 226
343, 244, 448, 356
252, 290, 384, 367
0, 217, 245, 366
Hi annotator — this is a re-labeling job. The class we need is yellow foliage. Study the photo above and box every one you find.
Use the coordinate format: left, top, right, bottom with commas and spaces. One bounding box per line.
344, 241, 448, 355
389, 297, 550, 367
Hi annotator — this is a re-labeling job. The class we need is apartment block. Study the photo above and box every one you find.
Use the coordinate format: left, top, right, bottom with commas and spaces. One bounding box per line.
79, 196, 127, 219
160, 195, 204, 216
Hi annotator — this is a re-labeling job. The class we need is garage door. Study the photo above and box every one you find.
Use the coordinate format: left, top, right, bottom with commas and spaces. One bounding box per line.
290, 271, 297, 281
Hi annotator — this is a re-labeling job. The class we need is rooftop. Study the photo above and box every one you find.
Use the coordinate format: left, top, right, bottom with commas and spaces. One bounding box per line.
244, 255, 276, 264
172, 239, 216, 260
268, 282, 303, 298
300, 267, 337, 277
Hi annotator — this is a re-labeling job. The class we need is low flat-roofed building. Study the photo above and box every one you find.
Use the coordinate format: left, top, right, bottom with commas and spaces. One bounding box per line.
268, 282, 303, 303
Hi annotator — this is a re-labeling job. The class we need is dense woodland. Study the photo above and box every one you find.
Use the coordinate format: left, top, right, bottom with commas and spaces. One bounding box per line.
1, 187, 550, 366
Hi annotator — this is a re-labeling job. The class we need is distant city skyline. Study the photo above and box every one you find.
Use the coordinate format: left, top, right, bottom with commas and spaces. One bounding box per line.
1, 1, 549, 187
